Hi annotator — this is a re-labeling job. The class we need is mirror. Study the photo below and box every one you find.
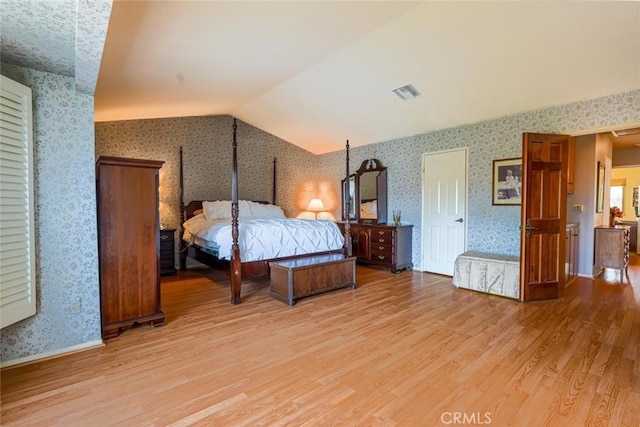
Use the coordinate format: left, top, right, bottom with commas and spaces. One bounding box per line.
359, 171, 378, 220
341, 174, 356, 220
342, 158, 387, 223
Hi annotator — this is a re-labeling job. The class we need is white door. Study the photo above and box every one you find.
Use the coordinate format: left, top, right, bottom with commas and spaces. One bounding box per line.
422, 148, 467, 275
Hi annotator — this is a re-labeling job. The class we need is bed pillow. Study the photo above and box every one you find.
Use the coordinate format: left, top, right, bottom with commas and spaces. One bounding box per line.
202, 200, 252, 220
202, 200, 228, 220
247, 201, 286, 219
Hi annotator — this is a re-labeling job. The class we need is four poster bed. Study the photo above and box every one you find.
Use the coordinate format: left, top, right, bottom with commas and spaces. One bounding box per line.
179, 119, 352, 304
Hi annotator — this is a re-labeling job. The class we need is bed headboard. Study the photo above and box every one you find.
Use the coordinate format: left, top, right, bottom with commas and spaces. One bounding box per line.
184, 200, 204, 220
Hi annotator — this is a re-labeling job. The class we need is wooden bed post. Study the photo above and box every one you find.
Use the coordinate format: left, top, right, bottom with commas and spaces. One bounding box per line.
179, 146, 187, 270
344, 140, 352, 257
273, 157, 277, 205
230, 118, 242, 304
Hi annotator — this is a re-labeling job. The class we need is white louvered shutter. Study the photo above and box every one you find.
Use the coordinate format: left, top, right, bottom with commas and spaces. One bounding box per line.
0, 75, 36, 328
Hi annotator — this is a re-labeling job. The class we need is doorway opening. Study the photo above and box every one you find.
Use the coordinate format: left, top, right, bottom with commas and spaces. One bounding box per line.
568, 125, 640, 284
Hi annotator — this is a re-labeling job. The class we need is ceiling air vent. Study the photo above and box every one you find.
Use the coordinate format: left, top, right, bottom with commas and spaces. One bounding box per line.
392, 84, 421, 101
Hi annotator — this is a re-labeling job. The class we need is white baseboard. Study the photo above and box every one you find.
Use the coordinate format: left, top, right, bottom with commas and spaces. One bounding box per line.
1, 339, 104, 369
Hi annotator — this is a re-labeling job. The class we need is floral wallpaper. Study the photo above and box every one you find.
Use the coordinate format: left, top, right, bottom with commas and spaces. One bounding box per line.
95, 116, 318, 264
0, 0, 112, 95
0, 0, 76, 76
318, 89, 640, 268
74, 0, 113, 95
1, 64, 102, 363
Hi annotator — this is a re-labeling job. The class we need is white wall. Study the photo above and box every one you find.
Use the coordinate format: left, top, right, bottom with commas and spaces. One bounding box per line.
568, 135, 596, 277
567, 133, 614, 277
613, 147, 640, 167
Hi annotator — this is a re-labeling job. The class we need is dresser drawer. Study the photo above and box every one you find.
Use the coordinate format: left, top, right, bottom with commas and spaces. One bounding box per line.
160, 233, 173, 247
371, 228, 394, 239
371, 242, 393, 256
371, 229, 394, 245
160, 252, 174, 262
160, 257, 174, 268
371, 241, 393, 264
371, 252, 393, 264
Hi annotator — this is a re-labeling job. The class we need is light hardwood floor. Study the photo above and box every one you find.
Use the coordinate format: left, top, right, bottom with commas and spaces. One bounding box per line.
2, 259, 639, 426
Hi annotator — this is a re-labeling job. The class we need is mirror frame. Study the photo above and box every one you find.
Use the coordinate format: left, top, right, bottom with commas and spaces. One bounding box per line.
341, 174, 357, 221
342, 158, 387, 223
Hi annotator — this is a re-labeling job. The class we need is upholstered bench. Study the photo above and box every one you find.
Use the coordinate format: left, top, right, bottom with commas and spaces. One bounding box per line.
452, 251, 520, 300
269, 253, 356, 306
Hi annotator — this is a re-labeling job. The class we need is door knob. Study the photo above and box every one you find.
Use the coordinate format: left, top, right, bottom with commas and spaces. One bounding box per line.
524, 219, 537, 237
455, 218, 464, 223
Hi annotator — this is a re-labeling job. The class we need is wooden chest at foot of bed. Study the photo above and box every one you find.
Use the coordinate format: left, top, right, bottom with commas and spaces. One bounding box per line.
269, 254, 356, 306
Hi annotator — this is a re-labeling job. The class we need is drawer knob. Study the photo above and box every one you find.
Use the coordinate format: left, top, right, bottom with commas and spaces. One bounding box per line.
378, 255, 386, 260
161, 235, 169, 240
378, 239, 385, 243
378, 246, 384, 250
378, 231, 384, 235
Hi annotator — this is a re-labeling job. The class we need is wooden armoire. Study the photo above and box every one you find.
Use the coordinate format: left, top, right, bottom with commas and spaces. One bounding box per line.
96, 156, 165, 338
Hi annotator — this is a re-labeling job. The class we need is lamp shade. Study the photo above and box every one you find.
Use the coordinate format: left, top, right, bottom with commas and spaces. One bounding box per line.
306, 198, 326, 212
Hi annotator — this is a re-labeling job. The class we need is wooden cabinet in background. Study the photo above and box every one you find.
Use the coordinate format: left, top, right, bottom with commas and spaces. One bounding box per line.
594, 225, 629, 278
339, 222, 413, 273
565, 223, 579, 287
97, 156, 165, 339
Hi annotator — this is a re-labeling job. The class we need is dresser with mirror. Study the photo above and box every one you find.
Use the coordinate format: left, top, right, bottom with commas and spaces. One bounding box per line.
339, 158, 412, 273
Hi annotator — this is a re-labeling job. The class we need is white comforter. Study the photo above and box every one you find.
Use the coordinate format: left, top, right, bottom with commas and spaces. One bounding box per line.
182, 214, 345, 262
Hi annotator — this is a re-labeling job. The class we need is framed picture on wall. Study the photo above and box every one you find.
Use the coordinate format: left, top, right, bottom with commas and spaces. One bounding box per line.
596, 161, 605, 213
492, 158, 522, 205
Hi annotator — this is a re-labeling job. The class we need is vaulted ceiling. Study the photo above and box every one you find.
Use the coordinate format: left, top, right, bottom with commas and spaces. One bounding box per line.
2, 1, 639, 154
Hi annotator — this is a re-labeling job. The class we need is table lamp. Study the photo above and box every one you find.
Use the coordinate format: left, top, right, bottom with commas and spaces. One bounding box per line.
306, 198, 326, 219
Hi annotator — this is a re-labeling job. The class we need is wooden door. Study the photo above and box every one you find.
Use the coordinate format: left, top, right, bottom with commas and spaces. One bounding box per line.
520, 133, 571, 301
422, 149, 467, 275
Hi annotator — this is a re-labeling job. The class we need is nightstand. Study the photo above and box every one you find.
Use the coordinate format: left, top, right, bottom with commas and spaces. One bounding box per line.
160, 228, 177, 276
